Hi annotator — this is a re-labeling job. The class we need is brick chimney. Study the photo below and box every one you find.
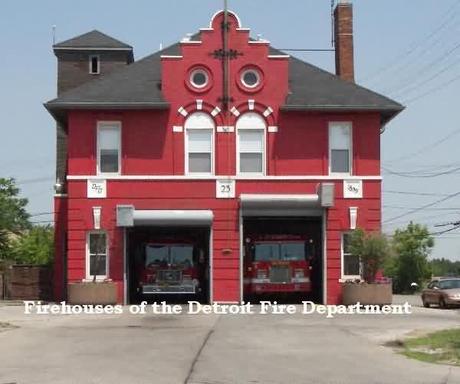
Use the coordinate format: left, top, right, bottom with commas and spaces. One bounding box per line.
334, 0, 354, 82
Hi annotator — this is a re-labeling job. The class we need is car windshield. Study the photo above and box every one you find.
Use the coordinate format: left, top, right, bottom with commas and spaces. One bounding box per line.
253, 242, 306, 261
439, 279, 460, 290
170, 245, 194, 268
254, 243, 280, 261
145, 244, 194, 267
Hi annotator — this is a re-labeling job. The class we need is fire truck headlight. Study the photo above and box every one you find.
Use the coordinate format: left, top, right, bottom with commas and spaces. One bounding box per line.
257, 270, 268, 279
294, 269, 304, 278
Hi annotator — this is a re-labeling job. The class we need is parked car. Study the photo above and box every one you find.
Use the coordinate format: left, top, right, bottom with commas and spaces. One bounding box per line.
421, 278, 460, 308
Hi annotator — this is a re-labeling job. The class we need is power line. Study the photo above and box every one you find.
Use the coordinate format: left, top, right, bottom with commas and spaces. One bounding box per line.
383, 191, 460, 224
384, 127, 460, 163
362, 0, 460, 83
383, 165, 460, 178
383, 190, 453, 197
403, 71, 460, 104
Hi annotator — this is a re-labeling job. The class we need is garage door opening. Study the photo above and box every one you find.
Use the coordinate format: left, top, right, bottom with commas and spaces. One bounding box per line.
242, 217, 323, 304
127, 227, 210, 304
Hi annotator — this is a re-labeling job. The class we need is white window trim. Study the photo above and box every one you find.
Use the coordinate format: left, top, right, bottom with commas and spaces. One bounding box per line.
85, 231, 109, 281
184, 126, 215, 176
236, 118, 267, 176
340, 232, 361, 280
328, 122, 352, 177
97, 121, 122, 176
89, 55, 100, 75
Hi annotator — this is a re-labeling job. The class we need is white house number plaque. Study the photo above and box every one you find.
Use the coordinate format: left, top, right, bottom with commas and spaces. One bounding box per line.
87, 179, 107, 199
343, 180, 363, 199
216, 179, 235, 199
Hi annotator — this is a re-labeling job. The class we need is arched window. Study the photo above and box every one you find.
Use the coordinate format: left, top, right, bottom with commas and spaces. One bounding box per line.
236, 112, 266, 175
184, 112, 215, 175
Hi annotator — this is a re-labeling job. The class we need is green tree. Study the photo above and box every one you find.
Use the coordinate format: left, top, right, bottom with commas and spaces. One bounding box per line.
349, 228, 391, 283
430, 258, 460, 277
10, 225, 54, 265
0, 178, 30, 260
389, 222, 434, 293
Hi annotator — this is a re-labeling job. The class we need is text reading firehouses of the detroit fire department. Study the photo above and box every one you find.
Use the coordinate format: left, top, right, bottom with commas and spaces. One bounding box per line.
24, 301, 412, 318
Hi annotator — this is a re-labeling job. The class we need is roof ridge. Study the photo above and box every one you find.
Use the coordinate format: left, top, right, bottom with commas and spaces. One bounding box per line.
53, 29, 132, 49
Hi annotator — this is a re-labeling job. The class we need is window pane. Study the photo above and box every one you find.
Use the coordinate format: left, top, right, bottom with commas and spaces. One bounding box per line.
89, 233, 106, 254
99, 128, 119, 150
331, 149, 350, 173
344, 254, 360, 276
330, 125, 350, 150
343, 233, 352, 253
188, 130, 212, 152
100, 149, 119, 173
145, 245, 169, 266
239, 130, 263, 152
90, 255, 107, 276
189, 153, 211, 173
280, 243, 305, 261
240, 153, 262, 173
254, 243, 280, 261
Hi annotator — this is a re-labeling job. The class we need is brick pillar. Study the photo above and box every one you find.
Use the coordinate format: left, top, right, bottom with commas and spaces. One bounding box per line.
334, 0, 355, 82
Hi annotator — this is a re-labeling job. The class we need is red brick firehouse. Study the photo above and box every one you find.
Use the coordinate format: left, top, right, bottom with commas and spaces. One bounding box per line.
46, 4, 403, 305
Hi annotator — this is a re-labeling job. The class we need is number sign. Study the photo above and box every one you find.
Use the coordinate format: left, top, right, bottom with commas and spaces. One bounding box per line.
216, 179, 235, 199
87, 179, 107, 199
343, 180, 363, 199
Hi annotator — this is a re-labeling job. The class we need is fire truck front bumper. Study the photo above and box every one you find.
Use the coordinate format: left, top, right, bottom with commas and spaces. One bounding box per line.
141, 284, 196, 294
245, 279, 311, 294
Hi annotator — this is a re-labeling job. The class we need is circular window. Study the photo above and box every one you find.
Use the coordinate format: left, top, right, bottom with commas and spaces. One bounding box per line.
241, 69, 261, 88
190, 69, 209, 89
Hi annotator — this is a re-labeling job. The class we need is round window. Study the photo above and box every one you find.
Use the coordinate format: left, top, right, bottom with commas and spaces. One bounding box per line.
241, 69, 261, 88
190, 69, 209, 89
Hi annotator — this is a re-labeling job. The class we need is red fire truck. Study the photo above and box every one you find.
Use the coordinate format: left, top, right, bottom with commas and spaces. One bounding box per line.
137, 241, 205, 297
243, 235, 315, 296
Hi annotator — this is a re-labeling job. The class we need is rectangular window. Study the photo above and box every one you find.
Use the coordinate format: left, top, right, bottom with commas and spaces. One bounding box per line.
342, 233, 361, 278
97, 122, 121, 174
87, 232, 108, 279
329, 123, 351, 174
238, 130, 264, 174
186, 129, 213, 174
89, 55, 100, 74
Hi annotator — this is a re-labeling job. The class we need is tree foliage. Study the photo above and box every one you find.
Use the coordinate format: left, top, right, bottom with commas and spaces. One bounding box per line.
430, 258, 460, 277
349, 228, 391, 283
387, 222, 434, 293
0, 178, 30, 260
10, 225, 54, 265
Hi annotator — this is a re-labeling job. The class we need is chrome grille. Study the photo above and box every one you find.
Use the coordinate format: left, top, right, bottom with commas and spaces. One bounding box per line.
269, 266, 291, 283
157, 270, 182, 283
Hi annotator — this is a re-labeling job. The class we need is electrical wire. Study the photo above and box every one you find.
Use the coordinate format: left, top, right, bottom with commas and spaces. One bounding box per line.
383, 191, 460, 224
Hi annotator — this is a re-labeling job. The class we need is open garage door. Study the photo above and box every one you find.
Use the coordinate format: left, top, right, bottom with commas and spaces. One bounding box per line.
117, 208, 212, 304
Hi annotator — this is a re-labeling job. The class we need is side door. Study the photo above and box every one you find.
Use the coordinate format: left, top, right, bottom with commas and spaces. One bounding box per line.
427, 280, 439, 303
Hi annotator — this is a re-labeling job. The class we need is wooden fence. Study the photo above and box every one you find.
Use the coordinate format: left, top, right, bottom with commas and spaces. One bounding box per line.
1, 265, 52, 301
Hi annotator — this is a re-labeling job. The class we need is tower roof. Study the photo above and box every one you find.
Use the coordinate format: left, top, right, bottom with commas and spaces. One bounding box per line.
53, 30, 132, 50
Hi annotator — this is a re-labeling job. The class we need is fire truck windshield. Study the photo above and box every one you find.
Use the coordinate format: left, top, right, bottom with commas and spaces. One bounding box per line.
253, 242, 306, 262
145, 244, 194, 267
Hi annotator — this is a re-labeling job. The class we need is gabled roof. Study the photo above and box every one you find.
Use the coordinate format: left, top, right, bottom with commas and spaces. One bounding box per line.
46, 34, 403, 125
53, 30, 132, 50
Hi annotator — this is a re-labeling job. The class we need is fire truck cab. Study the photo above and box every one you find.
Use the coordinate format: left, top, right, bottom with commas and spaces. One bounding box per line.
243, 234, 315, 296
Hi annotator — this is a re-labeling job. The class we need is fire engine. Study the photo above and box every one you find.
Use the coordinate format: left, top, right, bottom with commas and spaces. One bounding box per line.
243, 234, 315, 296
137, 241, 205, 297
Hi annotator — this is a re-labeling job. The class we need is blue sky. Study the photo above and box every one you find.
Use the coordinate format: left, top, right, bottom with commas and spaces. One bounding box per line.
1, 0, 459, 260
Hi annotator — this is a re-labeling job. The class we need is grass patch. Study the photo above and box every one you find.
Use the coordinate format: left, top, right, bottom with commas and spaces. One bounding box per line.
399, 329, 460, 366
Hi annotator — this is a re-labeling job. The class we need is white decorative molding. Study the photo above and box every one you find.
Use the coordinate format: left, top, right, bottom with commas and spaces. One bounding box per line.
178, 106, 188, 117
230, 106, 240, 117
344, 179, 363, 199
196, 100, 203, 110
263, 107, 274, 117
268, 55, 290, 59
268, 126, 278, 133
217, 126, 235, 133
349, 207, 358, 230
173, 126, 183, 133
216, 179, 236, 199
71, 175, 382, 181
93, 207, 102, 230
248, 100, 255, 110
87, 179, 106, 198
211, 106, 221, 116
160, 55, 183, 59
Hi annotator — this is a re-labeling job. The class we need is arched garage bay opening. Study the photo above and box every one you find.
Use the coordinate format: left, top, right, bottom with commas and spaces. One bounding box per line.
240, 194, 324, 304
117, 207, 212, 304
